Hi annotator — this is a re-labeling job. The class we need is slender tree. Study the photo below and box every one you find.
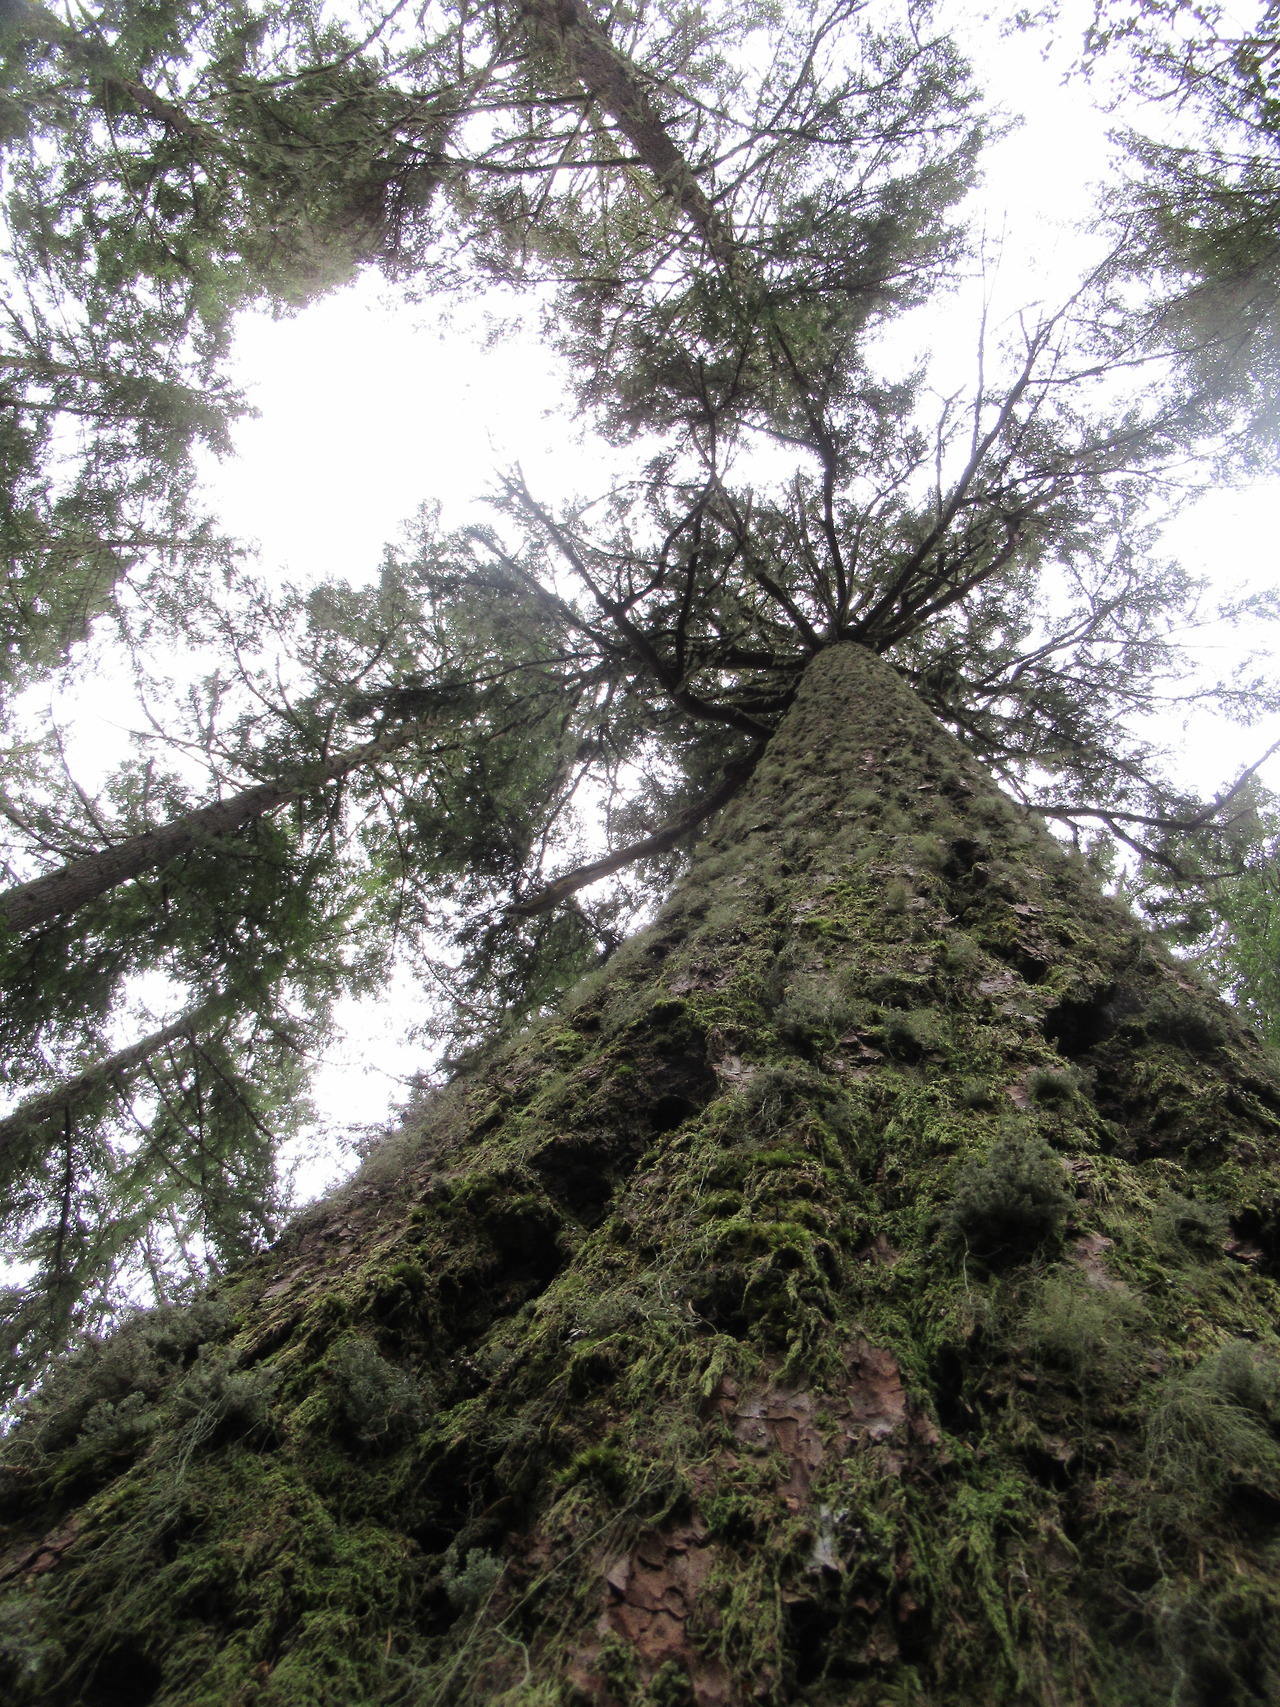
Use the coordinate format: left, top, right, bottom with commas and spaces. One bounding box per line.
0, 1000, 225, 1159
0, 997, 305, 1405
0, 711, 462, 937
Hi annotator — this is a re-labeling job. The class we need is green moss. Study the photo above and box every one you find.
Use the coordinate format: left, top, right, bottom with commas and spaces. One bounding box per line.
545, 1029, 588, 1060
1026, 1066, 1080, 1106
1157, 1577, 1280, 1706
442, 1546, 503, 1612
378, 1258, 427, 1295
172, 1350, 280, 1446
325, 1339, 425, 1449
942, 1133, 1072, 1264
805, 911, 853, 939
1145, 1341, 1280, 1527
557, 1441, 631, 1498
746, 1145, 813, 1172
1152, 1191, 1231, 1255
876, 1007, 951, 1059
1023, 1271, 1151, 1386
956, 1078, 996, 1110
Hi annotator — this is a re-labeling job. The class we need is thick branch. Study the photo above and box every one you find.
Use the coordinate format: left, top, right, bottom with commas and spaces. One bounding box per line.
1034, 734, 1280, 837
505, 477, 774, 738
846, 340, 1044, 644
507, 756, 757, 916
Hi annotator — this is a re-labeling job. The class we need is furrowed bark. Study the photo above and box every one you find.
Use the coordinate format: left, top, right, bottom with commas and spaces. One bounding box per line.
0, 1004, 219, 1158
4, 644, 1280, 1705
0, 727, 417, 937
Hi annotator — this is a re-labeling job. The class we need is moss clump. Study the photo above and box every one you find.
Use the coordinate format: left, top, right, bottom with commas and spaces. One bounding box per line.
648, 1657, 701, 1705
5, 1299, 232, 1457
0, 1602, 50, 1688
1145, 1341, 1280, 1525
0, 1299, 236, 1516
557, 1440, 631, 1497
43, 1391, 161, 1502
942, 932, 984, 972
173, 1350, 280, 1444
76, 1391, 157, 1452
956, 1077, 996, 1109
1023, 1271, 1150, 1386
876, 1006, 949, 1059
1158, 1580, 1280, 1707
773, 973, 860, 1047
442, 1546, 503, 1612
943, 1132, 1072, 1263
1153, 1190, 1231, 1256
1143, 995, 1229, 1054
326, 1338, 425, 1449
1026, 1065, 1080, 1106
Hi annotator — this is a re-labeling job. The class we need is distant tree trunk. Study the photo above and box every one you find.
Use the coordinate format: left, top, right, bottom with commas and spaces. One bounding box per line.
0, 728, 412, 936
0, 1002, 218, 1158
508, 758, 757, 917
515, 0, 735, 262
3, 643, 1280, 1706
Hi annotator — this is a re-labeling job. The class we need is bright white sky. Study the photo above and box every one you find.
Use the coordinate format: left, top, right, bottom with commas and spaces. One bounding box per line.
49, 0, 1280, 1198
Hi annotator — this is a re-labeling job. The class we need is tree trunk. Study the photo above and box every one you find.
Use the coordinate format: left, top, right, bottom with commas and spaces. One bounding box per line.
3, 643, 1280, 1706
0, 1002, 219, 1159
0, 729, 412, 937
515, 0, 735, 264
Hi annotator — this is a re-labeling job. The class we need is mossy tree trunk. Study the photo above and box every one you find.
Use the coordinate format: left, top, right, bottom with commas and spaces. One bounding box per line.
4, 644, 1280, 1707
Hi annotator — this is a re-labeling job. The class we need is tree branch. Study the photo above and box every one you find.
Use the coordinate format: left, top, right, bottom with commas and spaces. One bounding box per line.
1034, 734, 1280, 836
507, 755, 758, 916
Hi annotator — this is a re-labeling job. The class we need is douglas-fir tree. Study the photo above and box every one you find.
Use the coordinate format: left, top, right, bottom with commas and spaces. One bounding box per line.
3, 641, 1280, 1703
1, 2, 1279, 1701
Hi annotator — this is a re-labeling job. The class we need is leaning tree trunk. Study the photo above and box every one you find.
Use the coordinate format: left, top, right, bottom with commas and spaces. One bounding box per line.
3, 643, 1280, 1706
0, 727, 413, 937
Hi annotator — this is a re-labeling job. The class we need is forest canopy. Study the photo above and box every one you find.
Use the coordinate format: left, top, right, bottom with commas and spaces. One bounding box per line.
0, 0, 1278, 1398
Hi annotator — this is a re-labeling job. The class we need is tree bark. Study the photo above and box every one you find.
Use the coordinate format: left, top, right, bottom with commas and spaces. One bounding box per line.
0, 728, 414, 937
4, 643, 1280, 1704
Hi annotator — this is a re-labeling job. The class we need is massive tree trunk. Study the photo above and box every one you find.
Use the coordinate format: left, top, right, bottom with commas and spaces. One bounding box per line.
3, 643, 1280, 1707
